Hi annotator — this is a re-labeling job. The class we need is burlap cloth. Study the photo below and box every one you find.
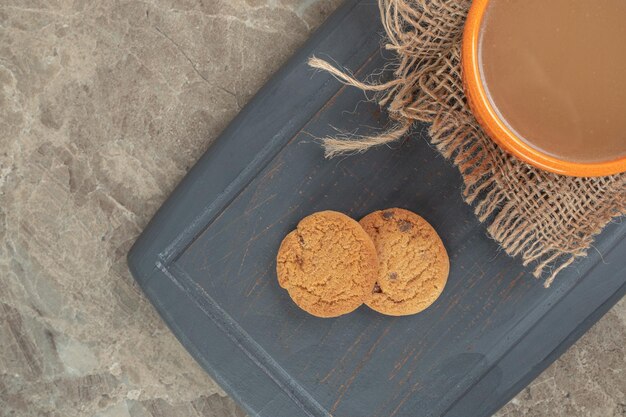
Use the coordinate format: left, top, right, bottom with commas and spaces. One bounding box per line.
310, 0, 626, 287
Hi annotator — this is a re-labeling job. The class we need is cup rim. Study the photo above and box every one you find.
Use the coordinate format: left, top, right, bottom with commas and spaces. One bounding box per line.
462, 0, 626, 177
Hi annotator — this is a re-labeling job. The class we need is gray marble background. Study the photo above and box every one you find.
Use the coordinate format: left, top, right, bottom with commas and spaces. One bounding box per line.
0, 1, 624, 416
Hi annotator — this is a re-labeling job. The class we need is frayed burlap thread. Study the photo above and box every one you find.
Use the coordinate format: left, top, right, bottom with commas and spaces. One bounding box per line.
309, 0, 626, 287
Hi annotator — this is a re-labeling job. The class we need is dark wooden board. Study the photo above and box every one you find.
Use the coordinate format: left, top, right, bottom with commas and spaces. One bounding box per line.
127, 1, 626, 416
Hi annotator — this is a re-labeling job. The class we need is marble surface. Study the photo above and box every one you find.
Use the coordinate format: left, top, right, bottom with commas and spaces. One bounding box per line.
0, 1, 624, 416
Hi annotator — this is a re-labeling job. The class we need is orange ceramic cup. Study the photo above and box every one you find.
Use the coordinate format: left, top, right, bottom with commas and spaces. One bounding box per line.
462, 0, 626, 177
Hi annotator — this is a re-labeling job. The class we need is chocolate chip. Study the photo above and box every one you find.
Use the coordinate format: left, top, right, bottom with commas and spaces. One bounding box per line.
382, 211, 394, 219
298, 235, 305, 246
389, 272, 398, 280
373, 283, 383, 293
398, 220, 412, 232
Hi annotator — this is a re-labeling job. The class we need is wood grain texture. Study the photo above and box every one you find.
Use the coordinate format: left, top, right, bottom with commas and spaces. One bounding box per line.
128, 1, 626, 416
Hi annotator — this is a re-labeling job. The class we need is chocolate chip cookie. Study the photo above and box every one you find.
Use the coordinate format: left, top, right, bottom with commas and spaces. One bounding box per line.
276, 211, 379, 318
360, 208, 449, 316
